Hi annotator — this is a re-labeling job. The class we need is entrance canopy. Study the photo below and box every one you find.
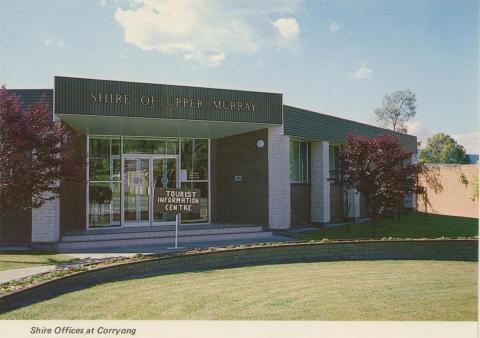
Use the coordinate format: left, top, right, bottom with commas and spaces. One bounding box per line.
55, 76, 282, 138
59, 114, 275, 139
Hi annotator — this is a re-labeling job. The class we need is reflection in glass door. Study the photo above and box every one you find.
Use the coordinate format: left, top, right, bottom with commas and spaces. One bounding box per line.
152, 158, 177, 224
123, 157, 150, 226
122, 156, 178, 226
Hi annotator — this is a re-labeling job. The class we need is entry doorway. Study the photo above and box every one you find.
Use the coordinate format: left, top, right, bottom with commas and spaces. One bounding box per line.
122, 155, 179, 226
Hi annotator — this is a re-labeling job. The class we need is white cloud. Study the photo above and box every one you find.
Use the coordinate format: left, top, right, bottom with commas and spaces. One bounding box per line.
273, 18, 300, 40
100, 0, 107, 5
114, 0, 303, 67
406, 121, 478, 154
452, 132, 479, 154
327, 20, 340, 33
350, 62, 372, 79
44, 37, 66, 48
406, 121, 432, 140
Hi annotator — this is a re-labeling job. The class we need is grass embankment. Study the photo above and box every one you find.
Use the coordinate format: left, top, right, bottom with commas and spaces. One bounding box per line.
293, 212, 478, 241
0, 260, 476, 321
0, 252, 77, 271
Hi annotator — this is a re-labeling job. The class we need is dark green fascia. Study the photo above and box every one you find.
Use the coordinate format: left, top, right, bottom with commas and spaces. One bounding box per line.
283, 105, 417, 153
54, 76, 282, 125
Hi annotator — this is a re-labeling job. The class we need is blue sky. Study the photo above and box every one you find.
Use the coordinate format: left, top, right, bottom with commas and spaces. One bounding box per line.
0, 0, 478, 152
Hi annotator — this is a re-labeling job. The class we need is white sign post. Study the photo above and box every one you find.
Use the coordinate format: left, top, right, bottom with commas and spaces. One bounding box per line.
174, 213, 180, 249
154, 188, 201, 251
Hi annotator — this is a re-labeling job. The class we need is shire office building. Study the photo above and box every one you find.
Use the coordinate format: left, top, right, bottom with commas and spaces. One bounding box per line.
1, 76, 417, 250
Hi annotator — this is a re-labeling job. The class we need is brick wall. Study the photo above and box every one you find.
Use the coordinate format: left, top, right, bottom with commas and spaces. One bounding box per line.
1, 239, 476, 313
311, 141, 330, 223
0, 205, 32, 245
60, 134, 87, 234
417, 164, 479, 218
267, 126, 291, 229
291, 184, 310, 226
31, 195, 60, 243
211, 129, 269, 226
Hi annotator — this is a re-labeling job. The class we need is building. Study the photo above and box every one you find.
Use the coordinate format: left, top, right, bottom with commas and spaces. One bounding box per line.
0, 76, 417, 249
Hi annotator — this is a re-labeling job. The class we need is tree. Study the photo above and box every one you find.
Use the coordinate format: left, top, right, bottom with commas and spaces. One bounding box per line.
374, 89, 417, 133
419, 133, 470, 164
0, 87, 83, 214
339, 133, 424, 235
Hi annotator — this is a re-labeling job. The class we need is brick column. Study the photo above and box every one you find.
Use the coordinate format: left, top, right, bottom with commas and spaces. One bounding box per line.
311, 141, 330, 223
267, 126, 291, 229
347, 189, 361, 219
31, 193, 60, 245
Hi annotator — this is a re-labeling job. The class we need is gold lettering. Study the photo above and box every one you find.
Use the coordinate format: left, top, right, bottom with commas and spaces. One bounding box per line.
140, 96, 149, 105
189, 98, 195, 108
124, 95, 130, 104
230, 101, 235, 111
90, 93, 97, 103
213, 100, 221, 110
98, 93, 107, 103
176, 97, 182, 107
237, 101, 242, 111
222, 101, 229, 110
244, 102, 251, 111
115, 94, 122, 104
183, 98, 189, 108
197, 99, 204, 109
166, 97, 174, 107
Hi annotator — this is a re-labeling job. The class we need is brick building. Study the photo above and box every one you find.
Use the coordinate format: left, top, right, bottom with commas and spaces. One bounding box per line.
0, 76, 417, 249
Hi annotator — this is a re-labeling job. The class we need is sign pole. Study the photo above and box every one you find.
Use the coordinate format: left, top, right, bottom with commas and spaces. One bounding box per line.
175, 213, 179, 249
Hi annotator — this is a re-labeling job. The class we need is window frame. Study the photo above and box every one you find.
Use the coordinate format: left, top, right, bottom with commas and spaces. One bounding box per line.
290, 139, 309, 184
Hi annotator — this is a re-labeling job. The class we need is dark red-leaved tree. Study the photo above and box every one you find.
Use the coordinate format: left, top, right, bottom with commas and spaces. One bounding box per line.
338, 133, 424, 235
0, 87, 84, 214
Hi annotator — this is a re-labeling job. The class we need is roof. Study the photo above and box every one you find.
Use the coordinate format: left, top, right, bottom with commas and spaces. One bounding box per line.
283, 105, 417, 152
3, 88, 417, 152
5, 89, 53, 111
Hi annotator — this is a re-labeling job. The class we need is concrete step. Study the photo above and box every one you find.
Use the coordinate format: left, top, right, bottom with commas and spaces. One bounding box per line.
57, 230, 273, 250
61, 225, 264, 242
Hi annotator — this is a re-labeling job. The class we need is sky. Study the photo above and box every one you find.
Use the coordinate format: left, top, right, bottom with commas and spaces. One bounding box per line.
0, 0, 478, 153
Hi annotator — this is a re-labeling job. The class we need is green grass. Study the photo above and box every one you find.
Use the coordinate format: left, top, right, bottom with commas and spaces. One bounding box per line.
293, 212, 478, 241
0, 251, 77, 271
0, 260, 476, 320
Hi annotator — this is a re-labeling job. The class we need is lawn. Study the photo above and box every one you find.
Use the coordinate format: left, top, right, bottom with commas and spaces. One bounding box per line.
293, 212, 478, 241
0, 260, 476, 320
0, 252, 77, 271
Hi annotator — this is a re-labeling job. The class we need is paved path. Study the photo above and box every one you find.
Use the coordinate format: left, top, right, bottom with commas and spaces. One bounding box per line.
0, 265, 58, 284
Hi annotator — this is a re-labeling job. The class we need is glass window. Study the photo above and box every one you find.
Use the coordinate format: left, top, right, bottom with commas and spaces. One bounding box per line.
181, 139, 208, 181
88, 182, 121, 227
123, 138, 178, 155
89, 138, 111, 181
290, 140, 308, 182
88, 137, 121, 228
299, 141, 308, 181
329, 145, 340, 181
181, 182, 208, 223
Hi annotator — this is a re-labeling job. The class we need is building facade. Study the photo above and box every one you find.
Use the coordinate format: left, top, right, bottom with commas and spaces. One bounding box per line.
0, 76, 417, 248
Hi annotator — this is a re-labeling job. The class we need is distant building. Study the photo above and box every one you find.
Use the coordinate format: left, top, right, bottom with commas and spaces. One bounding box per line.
467, 154, 479, 164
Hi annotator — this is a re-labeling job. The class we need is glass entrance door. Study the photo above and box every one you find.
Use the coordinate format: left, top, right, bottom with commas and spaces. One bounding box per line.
123, 157, 150, 226
152, 157, 177, 224
122, 155, 178, 226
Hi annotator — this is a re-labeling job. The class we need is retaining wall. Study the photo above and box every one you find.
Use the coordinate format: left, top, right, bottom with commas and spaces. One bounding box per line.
0, 239, 477, 313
